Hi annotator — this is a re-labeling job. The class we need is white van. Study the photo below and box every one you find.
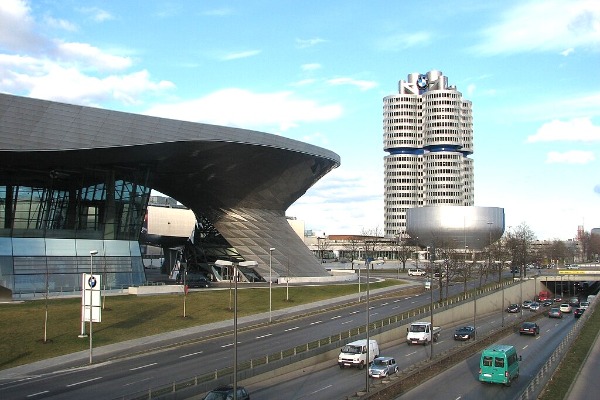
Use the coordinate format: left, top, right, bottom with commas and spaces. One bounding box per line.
338, 339, 379, 369
408, 269, 426, 276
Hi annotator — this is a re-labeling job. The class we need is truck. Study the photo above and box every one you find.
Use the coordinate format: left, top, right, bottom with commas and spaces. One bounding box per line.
406, 322, 441, 345
338, 339, 379, 369
537, 290, 552, 302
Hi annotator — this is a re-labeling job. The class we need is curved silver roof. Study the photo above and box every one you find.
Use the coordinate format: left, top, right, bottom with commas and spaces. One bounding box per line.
406, 206, 505, 250
0, 93, 340, 277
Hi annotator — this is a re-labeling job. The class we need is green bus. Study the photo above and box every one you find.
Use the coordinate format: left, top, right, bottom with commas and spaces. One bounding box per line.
479, 345, 521, 386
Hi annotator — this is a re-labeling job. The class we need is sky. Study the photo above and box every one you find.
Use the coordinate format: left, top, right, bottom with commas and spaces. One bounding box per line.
1, 0, 599, 241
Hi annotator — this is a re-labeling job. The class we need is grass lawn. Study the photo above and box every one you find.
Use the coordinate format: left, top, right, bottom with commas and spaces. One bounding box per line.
0, 280, 401, 371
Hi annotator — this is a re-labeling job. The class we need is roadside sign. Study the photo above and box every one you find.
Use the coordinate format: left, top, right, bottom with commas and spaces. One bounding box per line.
81, 273, 102, 323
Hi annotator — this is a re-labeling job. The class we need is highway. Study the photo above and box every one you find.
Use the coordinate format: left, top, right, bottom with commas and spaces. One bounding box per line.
243, 308, 571, 399
0, 275, 483, 400
399, 313, 577, 400
0, 270, 587, 400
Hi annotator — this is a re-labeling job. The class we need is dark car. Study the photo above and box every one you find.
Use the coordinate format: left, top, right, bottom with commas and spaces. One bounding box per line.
506, 304, 521, 313
454, 325, 476, 341
548, 308, 563, 318
542, 300, 553, 307
203, 385, 250, 400
574, 307, 585, 318
186, 274, 211, 288
519, 321, 540, 336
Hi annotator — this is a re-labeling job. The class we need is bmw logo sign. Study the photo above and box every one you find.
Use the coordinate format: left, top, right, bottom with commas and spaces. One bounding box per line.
88, 276, 97, 288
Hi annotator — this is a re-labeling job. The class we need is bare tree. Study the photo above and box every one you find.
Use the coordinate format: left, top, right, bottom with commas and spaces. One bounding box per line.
396, 234, 413, 272
506, 223, 536, 278
342, 237, 363, 269
360, 227, 384, 269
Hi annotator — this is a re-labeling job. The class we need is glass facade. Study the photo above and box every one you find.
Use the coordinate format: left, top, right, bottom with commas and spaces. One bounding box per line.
0, 168, 151, 294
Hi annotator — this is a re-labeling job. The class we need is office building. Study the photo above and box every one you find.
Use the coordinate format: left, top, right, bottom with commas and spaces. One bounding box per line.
383, 70, 474, 238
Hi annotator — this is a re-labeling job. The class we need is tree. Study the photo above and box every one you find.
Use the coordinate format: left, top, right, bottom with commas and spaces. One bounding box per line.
360, 227, 384, 269
342, 237, 362, 269
506, 223, 536, 278
396, 234, 413, 272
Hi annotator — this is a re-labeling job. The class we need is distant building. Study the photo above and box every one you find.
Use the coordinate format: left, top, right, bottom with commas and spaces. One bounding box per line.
383, 70, 474, 238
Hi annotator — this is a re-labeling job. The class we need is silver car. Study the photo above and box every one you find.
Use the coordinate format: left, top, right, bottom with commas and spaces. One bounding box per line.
368, 356, 398, 378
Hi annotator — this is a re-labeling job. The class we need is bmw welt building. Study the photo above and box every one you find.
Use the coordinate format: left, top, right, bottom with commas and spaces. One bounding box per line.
0, 93, 340, 296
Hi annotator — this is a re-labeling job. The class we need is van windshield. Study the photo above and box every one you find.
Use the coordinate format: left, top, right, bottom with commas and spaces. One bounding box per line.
410, 325, 426, 332
341, 345, 361, 354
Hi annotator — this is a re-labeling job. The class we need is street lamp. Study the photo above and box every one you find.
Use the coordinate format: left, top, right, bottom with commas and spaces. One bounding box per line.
216, 260, 237, 398
89, 250, 98, 364
269, 248, 275, 323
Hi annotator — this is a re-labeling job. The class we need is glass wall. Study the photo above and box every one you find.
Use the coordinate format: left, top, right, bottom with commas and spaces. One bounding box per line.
0, 167, 151, 294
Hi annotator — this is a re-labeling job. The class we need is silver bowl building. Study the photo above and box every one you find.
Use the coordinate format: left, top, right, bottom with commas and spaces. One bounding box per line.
0, 93, 340, 296
406, 206, 505, 250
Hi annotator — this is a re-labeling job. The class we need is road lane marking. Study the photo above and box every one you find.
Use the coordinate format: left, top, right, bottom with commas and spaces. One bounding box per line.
256, 333, 272, 339
522, 345, 529, 350
310, 320, 323, 325
382, 302, 389, 306
66, 377, 102, 387
350, 310, 360, 315
341, 320, 353, 325
331, 315, 342, 320
180, 351, 203, 358
406, 351, 418, 356
393, 299, 402, 303
392, 305, 402, 310
310, 384, 333, 394
122, 377, 152, 387
130, 363, 157, 371
285, 326, 299, 332
27, 391, 49, 397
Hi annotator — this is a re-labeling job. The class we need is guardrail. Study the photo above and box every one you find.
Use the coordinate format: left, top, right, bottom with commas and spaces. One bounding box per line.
117, 278, 520, 399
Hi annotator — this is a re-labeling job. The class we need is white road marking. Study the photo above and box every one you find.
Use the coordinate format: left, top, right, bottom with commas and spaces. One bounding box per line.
256, 333, 272, 339
66, 377, 102, 387
285, 326, 299, 332
406, 351, 418, 356
310, 384, 333, 394
27, 391, 49, 397
310, 320, 323, 325
129, 363, 157, 371
341, 320, 353, 325
350, 310, 360, 315
180, 351, 203, 358
331, 315, 342, 320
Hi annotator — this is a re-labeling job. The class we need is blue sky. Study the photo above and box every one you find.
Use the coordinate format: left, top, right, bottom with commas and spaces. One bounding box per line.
1, 0, 599, 241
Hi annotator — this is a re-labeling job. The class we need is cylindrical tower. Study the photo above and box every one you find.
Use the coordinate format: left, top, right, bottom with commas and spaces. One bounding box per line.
383, 71, 474, 238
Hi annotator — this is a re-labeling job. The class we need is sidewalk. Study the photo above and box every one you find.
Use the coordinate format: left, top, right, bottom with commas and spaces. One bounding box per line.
0, 284, 414, 380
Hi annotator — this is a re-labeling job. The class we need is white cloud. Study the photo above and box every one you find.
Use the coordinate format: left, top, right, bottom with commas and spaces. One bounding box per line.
296, 38, 326, 48
376, 31, 431, 51
144, 88, 343, 132
57, 41, 132, 71
43, 15, 77, 31
221, 50, 261, 61
327, 77, 378, 91
301, 63, 321, 71
561, 47, 575, 56
466, 83, 476, 96
291, 78, 317, 86
0, 0, 49, 53
527, 118, 600, 142
472, 0, 600, 55
79, 7, 114, 22
546, 150, 595, 164
288, 168, 384, 235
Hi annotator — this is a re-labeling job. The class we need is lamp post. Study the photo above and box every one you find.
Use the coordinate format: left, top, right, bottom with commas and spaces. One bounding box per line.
428, 246, 434, 360
365, 257, 371, 393
269, 248, 275, 323
216, 260, 237, 398
89, 250, 98, 364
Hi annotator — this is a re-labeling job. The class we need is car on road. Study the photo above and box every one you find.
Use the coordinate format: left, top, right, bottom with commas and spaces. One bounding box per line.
568, 297, 580, 307
203, 385, 250, 400
519, 321, 540, 336
579, 301, 590, 310
529, 302, 540, 311
574, 308, 585, 318
368, 356, 398, 378
559, 303, 573, 313
542, 300, 554, 307
548, 308, 563, 318
522, 300, 533, 309
408, 269, 426, 277
454, 325, 476, 341
506, 304, 521, 313
186, 274, 211, 288
554, 296, 562, 303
